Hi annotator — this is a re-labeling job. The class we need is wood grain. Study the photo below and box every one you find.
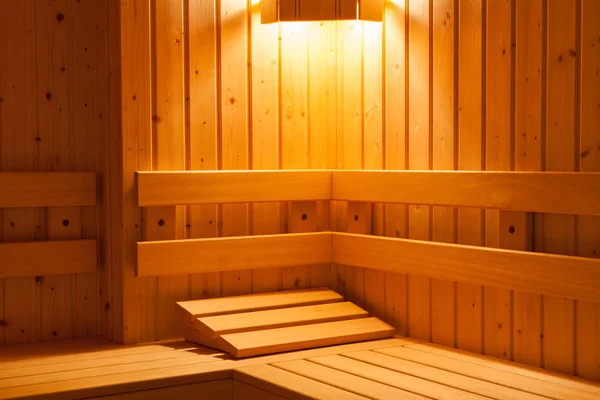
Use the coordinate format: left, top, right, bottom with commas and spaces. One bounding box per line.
250, 1, 282, 294
0, 240, 97, 279
137, 233, 331, 277
221, 318, 394, 358
234, 364, 368, 399
177, 288, 342, 318
197, 302, 368, 338
272, 359, 425, 399
431, 0, 457, 348
383, 0, 409, 337
0, 173, 96, 208
331, 233, 600, 303
220, 0, 251, 297
542, 0, 578, 376
347, 350, 546, 400
577, 0, 600, 382
310, 354, 483, 399
512, 0, 543, 369
188, 0, 221, 302
333, 170, 600, 216
137, 171, 331, 206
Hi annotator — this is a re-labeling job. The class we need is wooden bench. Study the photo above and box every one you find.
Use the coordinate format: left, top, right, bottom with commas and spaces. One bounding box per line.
1, 336, 598, 399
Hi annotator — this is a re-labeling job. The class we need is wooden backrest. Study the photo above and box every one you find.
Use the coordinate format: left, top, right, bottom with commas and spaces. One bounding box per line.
0, 172, 98, 279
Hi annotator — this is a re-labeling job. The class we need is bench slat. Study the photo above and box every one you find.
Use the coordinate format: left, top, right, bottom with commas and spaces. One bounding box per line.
234, 364, 368, 400
197, 302, 368, 339
177, 288, 342, 318
272, 359, 427, 399
221, 318, 395, 358
345, 351, 546, 400
310, 354, 485, 400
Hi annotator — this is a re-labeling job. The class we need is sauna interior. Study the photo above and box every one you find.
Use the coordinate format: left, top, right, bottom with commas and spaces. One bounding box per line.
0, 0, 599, 398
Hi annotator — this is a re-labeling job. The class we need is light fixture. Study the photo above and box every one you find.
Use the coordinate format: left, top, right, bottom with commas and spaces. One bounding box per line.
261, 0, 383, 23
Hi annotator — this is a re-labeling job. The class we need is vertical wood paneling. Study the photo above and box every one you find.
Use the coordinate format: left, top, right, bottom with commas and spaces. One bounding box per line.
112, 0, 600, 381
72, 0, 99, 339
106, 0, 121, 344
188, 0, 220, 299
339, 19, 368, 309
542, 0, 577, 375
1, 0, 39, 345
456, 0, 484, 354
120, 0, 152, 344
484, 0, 512, 361
338, 19, 365, 308
95, 0, 113, 342
308, 21, 336, 288
151, 0, 187, 341
281, 22, 311, 291
1, 0, 108, 346
407, 0, 431, 342
220, 0, 251, 296
362, 21, 385, 320
384, 0, 408, 336
577, 0, 600, 381
250, 2, 281, 294
36, 0, 74, 342
431, 0, 457, 348
513, 0, 543, 368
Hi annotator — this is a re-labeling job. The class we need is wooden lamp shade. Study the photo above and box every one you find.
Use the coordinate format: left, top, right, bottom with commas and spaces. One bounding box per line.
261, 0, 383, 23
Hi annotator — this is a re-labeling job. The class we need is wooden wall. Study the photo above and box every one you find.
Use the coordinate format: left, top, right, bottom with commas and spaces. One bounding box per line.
119, 0, 599, 380
0, 0, 119, 345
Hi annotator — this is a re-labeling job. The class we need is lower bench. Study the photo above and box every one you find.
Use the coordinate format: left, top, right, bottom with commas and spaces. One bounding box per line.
1, 337, 598, 399
233, 344, 600, 400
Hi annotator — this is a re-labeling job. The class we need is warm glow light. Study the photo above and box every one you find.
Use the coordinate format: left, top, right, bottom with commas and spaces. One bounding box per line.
258, 0, 384, 23
280, 20, 310, 36
387, 0, 406, 9
363, 21, 382, 48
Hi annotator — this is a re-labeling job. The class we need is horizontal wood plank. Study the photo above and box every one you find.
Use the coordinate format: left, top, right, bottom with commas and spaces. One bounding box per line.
332, 170, 600, 216
233, 364, 368, 400
136, 170, 331, 206
272, 359, 427, 399
403, 343, 600, 396
233, 380, 286, 400
178, 288, 343, 318
0, 172, 96, 208
344, 351, 546, 400
309, 354, 484, 399
378, 347, 598, 400
0, 338, 412, 399
221, 318, 395, 358
0, 240, 97, 279
92, 380, 233, 400
0, 345, 221, 380
331, 233, 600, 303
197, 302, 368, 338
137, 232, 331, 277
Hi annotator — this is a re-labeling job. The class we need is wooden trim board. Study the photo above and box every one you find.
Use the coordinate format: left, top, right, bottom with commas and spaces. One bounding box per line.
331, 233, 600, 304
0, 240, 98, 279
0, 172, 96, 208
221, 318, 395, 358
177, 288, 343, 318
137, 233, 332, 277
136, 170, 331, 206
138, 231, 600, 302
136, 170, 600, 215
196, 302, 368, 338
332, 170, 600, 216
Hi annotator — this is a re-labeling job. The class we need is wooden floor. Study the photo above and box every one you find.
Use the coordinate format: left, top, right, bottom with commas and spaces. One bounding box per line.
0, 336, 598, 399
